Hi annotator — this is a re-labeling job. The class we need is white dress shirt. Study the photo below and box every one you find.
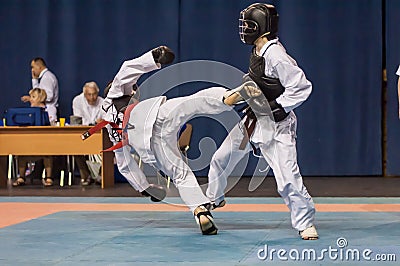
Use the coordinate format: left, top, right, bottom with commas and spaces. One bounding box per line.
32, 68, 59, 108
45, 104, 57, 123
72, 93, 105, 125
396, 65, 400, 76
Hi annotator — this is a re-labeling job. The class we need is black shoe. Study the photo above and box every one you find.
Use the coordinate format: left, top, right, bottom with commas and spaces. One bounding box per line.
151, 46, 175, 65
194, 205, 218, 235
212, 199, 226, 210
141, 184, 167, 202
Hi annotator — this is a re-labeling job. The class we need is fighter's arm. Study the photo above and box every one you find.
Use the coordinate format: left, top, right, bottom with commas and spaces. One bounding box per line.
273, 60, 312, 113
106, 51, 160, 99
106, 46, 175, 99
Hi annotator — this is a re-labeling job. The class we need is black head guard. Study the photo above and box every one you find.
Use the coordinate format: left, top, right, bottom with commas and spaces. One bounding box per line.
239, 3, 279, 45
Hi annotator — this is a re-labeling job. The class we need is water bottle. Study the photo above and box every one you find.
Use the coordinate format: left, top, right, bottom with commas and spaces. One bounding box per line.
25, 162, 31, 176
31, 162, 35, 173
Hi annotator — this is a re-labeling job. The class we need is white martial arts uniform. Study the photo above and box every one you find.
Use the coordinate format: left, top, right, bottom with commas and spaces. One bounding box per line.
126, 87, 232, 212
101, 49, 233, 213
72, 93, 104, 125
32, 68, 59, 110
206, 38, 316, 231
102, 50, 161, 192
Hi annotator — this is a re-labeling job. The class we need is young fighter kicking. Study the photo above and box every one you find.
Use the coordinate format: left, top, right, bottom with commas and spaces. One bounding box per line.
122, 81, 259, 235
99, 46, 175, 202
85, 45, 259, 235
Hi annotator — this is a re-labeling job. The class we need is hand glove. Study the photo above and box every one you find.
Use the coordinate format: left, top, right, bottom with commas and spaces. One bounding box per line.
152, 46, 175, 65
268, 100, 288, 122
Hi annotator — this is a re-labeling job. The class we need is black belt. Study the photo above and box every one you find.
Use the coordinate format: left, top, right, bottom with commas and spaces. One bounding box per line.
239, 108, 257, 151
238, 104, 288, 151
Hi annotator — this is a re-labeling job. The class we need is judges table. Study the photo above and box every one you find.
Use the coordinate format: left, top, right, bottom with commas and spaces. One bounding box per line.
0, 126, 114, 188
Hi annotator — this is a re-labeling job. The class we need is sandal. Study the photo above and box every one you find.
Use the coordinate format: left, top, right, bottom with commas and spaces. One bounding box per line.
43, 178, 53, 187
12, 177, 26, 187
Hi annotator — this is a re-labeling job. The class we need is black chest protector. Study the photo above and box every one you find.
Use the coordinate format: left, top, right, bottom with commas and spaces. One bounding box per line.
246, 43, 288, 122
248, 44, 284, 101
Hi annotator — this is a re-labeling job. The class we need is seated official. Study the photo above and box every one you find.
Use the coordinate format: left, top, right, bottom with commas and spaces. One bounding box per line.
13, 88, 55, 187
72, 81, 105, 185
72, 81, 104, 125
30, 87, 57, 124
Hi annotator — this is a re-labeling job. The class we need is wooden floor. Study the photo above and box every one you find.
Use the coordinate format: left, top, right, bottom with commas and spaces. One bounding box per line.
1, 176, 400, 197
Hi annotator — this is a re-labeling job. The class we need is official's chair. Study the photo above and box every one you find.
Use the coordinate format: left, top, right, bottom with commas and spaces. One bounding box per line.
178, 123, 193, 163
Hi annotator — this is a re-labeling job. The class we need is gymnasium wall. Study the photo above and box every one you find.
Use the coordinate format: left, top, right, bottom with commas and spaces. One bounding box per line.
0, 0, 395, 176
386, 0, 400, 176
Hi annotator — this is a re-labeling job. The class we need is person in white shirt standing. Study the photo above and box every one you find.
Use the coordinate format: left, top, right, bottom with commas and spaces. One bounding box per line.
72, 81, 105, 185
21, 57, 59, 118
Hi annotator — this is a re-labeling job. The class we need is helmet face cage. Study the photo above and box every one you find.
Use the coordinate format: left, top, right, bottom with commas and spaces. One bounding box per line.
239, 10, 246, 43
239, 10, 259, 44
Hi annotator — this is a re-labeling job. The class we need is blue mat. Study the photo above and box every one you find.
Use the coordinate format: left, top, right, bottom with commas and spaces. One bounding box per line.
0, 198, 399, 265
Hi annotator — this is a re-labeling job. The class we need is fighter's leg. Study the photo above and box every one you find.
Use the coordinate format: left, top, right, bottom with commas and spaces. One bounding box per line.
116, 146, 167, 202
162, 86, 234, 117
206, 123, 251, 206
258, 113, 317, 237
106, 122, 165, 201
114, 147, 149, 192
190, 84, 270, 208
152, 131, 209, 211
153, 86, 242, 207
151, 132, 218, 235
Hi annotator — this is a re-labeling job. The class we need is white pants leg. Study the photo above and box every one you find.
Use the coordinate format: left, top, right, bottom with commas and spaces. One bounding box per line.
259, 113, 315, 231
102, 50, 158, 192
152, 87, 232, 212
152, 131, 208, 212
207, 111, 315, 231
107, 125, 150, 192
206, 123, 250, 203
114, 146, 150, 192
